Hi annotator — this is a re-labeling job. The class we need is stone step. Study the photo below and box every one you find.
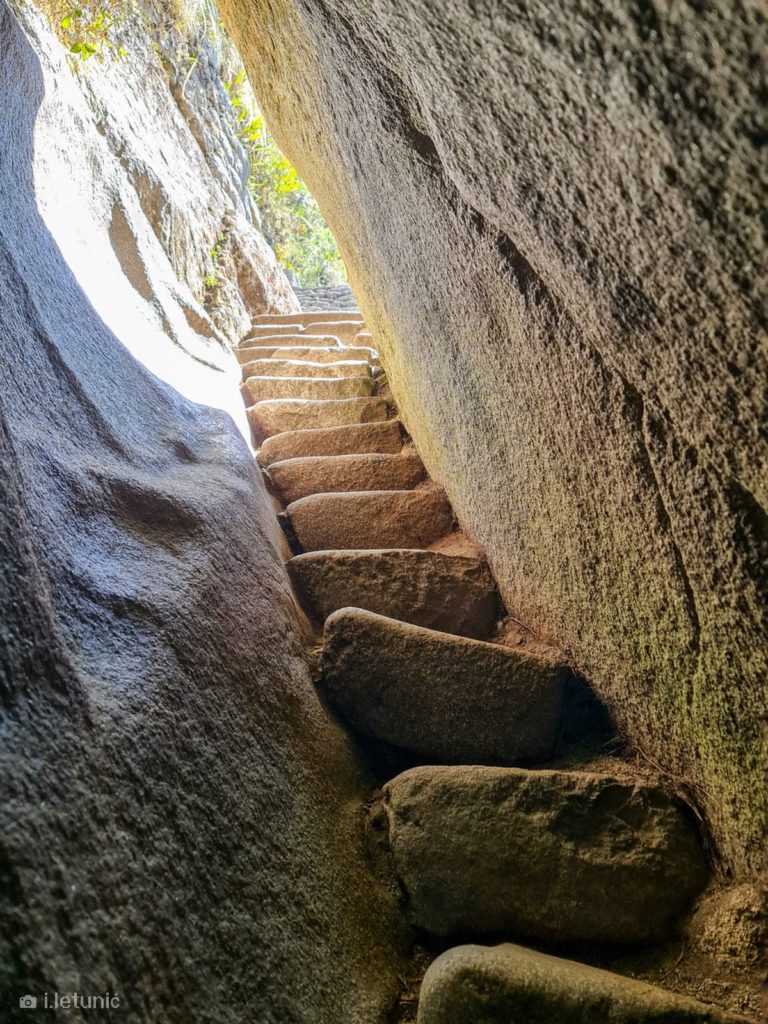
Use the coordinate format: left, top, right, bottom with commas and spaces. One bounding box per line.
305, 321, 364, 344
253, 310, 363, 326
245, 323, 305, 337
236, 345, 281, 364
242, 358, 371, 381
241, 332, 342, 349
237, 343, 346, 365
319, 610, 565, 763
242, 375, 374, 404
257, 420, 403, 467
269, 345, 377, 363
287, 549, 499, 638
381, 765, 709, 945
286, 489, 454, 551
417, 944, 750, 1024
268, 451, 425, 504
247, 397, 389, 444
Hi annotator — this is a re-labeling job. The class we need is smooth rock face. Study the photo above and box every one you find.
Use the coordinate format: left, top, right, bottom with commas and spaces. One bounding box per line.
226, 0, 768, 872
0, 8, 403, 1021
287, 549, 499, 637
242, 358, 371, 380
257, 420, 404, 466
320, 611, 565, 763
242, 374, 373, 403
287, 489, 455, 551
382, 766, 709, 944
417, 944, 753, 1024
247, 397, 389, 443
268, 451, 425, 503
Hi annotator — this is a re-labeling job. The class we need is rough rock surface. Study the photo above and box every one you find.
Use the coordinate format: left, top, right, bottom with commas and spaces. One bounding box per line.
248, 396, 389, 443
288, 548, 499, 637
416, 944, 755, 1024
382, 766, 709, 944
224, 0, 768, 872
257, 420, 404, 466
287, 489, 454, 551
320, 611, 565, 763
0, 7, 404, 1022
268, 451, 425, 503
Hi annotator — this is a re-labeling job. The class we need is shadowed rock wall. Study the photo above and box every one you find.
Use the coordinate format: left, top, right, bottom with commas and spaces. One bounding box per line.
221, 0, 767, 874
0, 5, 403, 1021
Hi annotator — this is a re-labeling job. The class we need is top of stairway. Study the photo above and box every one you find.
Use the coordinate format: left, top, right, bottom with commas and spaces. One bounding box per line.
293, 284, 359, 312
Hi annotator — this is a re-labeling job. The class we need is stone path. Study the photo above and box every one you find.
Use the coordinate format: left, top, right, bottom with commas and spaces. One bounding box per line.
293, 283, 359, 311
238, 311, 753, 1024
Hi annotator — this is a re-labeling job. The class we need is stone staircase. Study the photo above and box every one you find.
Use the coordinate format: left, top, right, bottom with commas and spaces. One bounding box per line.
238, 311, 755, 1024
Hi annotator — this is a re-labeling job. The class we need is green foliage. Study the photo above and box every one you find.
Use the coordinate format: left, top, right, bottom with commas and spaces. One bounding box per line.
226, 71, 347, 288
203, 228, 229, 306
35, 0, 129, 61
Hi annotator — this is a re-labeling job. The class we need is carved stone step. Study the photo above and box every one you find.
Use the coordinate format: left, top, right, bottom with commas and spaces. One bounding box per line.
247, 397, 389, 444
241, 332, 342, 349
305, 321, 365, 344
237, 345, 376, 366
242, 358, 371, 381
416, 944, 749, 1023
381, 765, 709, 945
252, 310, 363, 327
245, 323, 305, 337
286, 489, 454, 551
287, 549, 499, 638
268, 451, 425, 503
236, 345, 281, 364
257, 420, 403, 467
319, 610, 565, 763
242, 375, 373, 404
271, 345, 377, 363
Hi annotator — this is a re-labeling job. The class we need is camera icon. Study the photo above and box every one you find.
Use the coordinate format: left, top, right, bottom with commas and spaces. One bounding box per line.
19, 995, 37, 1009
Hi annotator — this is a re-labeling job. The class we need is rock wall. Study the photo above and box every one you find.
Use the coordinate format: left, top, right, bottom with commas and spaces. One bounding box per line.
0, 3, 403, 1021
221, 0, 767, 875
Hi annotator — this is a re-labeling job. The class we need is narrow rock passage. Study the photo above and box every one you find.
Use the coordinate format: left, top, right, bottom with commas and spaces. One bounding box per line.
238, 311, 754, 1024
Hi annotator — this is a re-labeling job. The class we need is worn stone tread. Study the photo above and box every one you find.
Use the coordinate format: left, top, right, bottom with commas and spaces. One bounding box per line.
319, 609, 565, 762
287, 548, 499, 637
242, 358, 371, 381
269, 345, 377, 363
305, 320, 365, 343
416, 944, 753, 1023
257, 420, 403, 467
268, 451, 425, 503
244, 323, 305, 336
253, 310, 363, 326
382, 765, 709, 944
241, 332, 342, 349
287, 488, 454, 551
247, 397, 389, 444
242, 374, 373, 403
